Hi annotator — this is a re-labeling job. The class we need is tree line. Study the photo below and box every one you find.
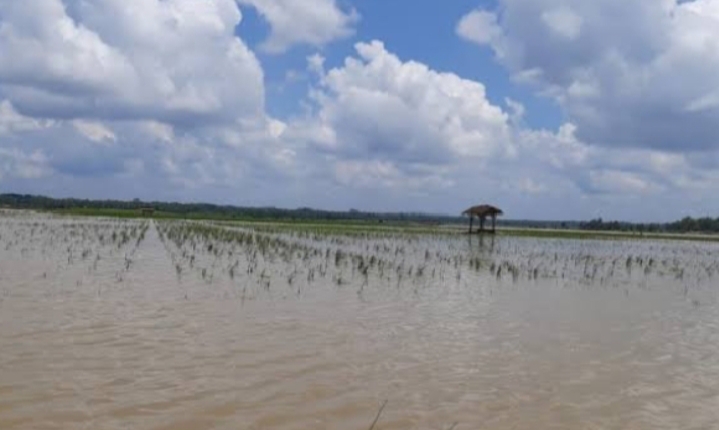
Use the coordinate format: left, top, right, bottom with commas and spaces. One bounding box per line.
1, 194, 716, 233
0, 193, 460, 223
580, 217, 719, 234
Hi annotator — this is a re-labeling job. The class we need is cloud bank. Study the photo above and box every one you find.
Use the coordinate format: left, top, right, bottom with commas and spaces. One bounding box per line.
457, 0, 719, 152
0, 0, 718, 221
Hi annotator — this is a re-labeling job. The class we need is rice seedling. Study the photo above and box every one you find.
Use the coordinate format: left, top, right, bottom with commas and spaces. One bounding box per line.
1, 211, 716, 305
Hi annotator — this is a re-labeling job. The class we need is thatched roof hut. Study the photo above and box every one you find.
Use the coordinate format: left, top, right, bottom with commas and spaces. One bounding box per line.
462, 204, 503, 234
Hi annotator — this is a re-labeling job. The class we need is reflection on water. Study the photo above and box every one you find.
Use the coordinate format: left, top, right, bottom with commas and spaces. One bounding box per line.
1, 214, 718, 429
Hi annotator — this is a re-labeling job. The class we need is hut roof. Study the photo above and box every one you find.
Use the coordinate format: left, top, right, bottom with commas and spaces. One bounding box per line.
462, 204, 503, 217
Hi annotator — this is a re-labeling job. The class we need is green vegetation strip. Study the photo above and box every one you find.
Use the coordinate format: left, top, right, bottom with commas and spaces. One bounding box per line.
219, 220, 719, 243
44, 208, 719, 243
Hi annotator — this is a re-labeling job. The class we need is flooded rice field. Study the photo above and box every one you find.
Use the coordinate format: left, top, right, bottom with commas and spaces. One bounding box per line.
1, 212, 719, 429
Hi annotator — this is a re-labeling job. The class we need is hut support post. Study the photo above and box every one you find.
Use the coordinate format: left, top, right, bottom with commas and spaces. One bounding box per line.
491, 214, 496, 233
479, 216, 485, 232
468, 216, 473, 234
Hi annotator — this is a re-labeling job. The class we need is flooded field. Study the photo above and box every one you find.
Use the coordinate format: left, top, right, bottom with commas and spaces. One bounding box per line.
1, 211, 719, 429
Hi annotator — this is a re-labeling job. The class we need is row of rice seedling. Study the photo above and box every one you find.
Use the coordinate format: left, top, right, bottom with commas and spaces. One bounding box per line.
153, 219, 719, 302
0, 212, 150, 298
2, 211, 715, 304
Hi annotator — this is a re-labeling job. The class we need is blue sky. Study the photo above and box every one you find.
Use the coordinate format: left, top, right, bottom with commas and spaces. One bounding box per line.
250, 0, 563, 128
1, 0, 719, 221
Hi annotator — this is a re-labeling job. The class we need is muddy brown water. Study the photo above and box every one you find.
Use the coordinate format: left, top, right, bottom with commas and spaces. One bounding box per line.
1, 215, 719, 429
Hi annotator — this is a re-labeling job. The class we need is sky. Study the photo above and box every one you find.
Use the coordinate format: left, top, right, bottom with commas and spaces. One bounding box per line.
1, 0, 719, 221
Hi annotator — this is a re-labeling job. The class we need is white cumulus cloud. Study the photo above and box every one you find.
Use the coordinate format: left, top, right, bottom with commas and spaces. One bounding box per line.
458, 0, 719, 152
456, 10, 501, 45
237, 0, 358, 53
541, 7, 583, 40
294, 40, 512, 179
72, 120, 116, 144
0, 0, 264, 126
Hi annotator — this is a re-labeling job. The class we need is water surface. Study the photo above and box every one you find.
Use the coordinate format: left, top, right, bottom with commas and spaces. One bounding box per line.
1, 214, 718, 429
